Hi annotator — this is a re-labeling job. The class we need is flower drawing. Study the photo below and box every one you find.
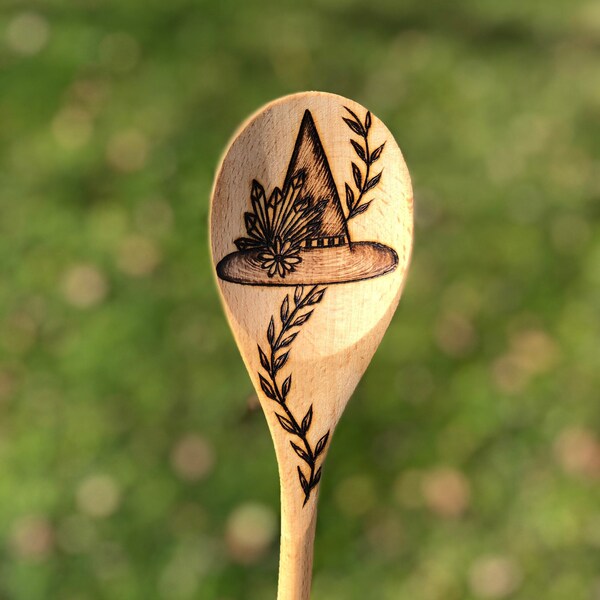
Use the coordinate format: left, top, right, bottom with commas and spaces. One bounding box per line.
258, 238, 302, 278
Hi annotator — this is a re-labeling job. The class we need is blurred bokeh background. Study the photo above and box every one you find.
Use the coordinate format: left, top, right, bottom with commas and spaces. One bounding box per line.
1, 0, 599, 598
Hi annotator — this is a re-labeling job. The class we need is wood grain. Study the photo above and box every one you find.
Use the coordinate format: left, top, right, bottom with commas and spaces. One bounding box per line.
210, 91, 413, 599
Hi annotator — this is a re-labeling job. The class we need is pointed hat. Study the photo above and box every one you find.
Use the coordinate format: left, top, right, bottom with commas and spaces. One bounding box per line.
216, 110, 398, 286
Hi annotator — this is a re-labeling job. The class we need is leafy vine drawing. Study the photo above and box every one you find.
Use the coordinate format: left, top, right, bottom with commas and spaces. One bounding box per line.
257, 285, 330, 505
343, 106, 385, 220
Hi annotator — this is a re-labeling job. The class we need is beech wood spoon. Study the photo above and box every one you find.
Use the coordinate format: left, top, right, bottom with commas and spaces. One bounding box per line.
210, 91, 413, 599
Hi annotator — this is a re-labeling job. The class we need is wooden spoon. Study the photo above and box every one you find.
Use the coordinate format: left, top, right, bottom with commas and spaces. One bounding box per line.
210, 91, 413, 599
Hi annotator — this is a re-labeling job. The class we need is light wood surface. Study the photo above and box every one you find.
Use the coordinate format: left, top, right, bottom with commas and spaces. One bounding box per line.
210, 91, 413, 599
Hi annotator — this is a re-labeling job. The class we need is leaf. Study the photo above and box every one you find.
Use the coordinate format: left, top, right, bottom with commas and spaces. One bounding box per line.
306, 289, 326, 305
365, 111, 372, 130
364, 172, 382, 191
345, 183, 354, 212
279, 332, 298, 348
292, 310, 313, 327
315, 431, 330, 457
301, 405, 313, 433
259, 375, 276, 401
294, 285, 304, 306
280, 295, 289, 324
267, 317, 275, 346
343, 117, 365, 137
351, 201, 371, 217
258, 345, 270, 371
370, 142, 385, 163
274, 351, 289, 372
352, 162, 362, 189
282, 375, 292, 397
276, 413, 297, 434
290, 441, 311, 464
313, 467, 322, 486
351, 139, 366, 162
306, 285, 327, 300
297, 467, 309, 494
344, 106, 364, 129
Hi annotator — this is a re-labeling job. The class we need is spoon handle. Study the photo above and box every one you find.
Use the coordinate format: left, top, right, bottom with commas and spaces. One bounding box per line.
277, 502, 317, 600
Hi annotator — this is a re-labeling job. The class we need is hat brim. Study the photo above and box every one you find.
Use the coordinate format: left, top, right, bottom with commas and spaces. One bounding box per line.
216, 241, 398, 287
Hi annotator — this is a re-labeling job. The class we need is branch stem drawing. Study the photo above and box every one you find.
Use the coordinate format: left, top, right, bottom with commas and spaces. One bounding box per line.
343, 106, 385, 221
258, 285, 330, 505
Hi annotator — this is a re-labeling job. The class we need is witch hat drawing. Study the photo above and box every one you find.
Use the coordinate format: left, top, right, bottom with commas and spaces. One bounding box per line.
216, 109, 398, 286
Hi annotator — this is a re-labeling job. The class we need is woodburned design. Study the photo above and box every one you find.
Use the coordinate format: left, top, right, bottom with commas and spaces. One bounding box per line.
216, 106, 399, 502
216, 106, 397, 288
257, 285, 329, 505
342, 106, 386, 220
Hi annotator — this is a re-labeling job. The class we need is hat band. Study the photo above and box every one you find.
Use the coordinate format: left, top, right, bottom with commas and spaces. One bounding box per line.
300, 234, 348, 249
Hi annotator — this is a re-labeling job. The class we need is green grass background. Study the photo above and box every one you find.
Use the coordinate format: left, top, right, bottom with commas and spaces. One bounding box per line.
1, 0, 599, 598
